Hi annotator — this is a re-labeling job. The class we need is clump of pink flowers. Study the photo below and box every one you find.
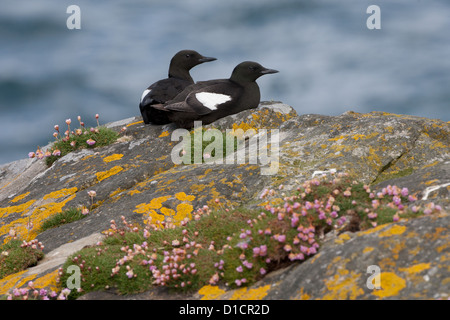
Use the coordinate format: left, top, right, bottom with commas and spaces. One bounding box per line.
38, 172, 443, 299
28, 113, 114, 166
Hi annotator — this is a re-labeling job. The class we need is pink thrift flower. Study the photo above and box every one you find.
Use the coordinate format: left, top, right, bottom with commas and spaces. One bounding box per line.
236, 265, 243, 273
86, 139, 96, 146
260, 245, 267, 256
401, 188, 409, 197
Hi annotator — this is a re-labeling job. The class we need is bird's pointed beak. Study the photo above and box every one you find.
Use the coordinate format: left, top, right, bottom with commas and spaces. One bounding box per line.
260, 68, 279, 75
199, 56, 217, 63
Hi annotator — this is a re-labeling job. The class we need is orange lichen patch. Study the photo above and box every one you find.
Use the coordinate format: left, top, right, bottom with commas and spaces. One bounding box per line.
81, 154, 95, 161
334, 233, 351, 245
134, 196, 171, 214
158, 130, 170, 138
399, 263, 431, 275
363, 247, 375, 254
328, 135, 347, 142
126, 120, 144, 127
109, 187, 125, 201
25, 194, 76, 239
229, 285, 271, 300
128, 190, 141, 196
351, 132, 379, 141
160, 207, 175, 217
427, 227, 447, 241
436, 242, 449, 253
96, 165, 123, 181
322, 271, 364, 300
143, 209, 165, 225
43, 187, 78, 200
0, 270, 27, 295
156, 155, 168, 161
0, 191, 76, 241
173, 203, 193, 222
0, 200, 36, 219
422, 161, 440, 169
190, 181, 215, 193
378, 225, 406, 237
198, 285, 226, 300
430, 141, 447, 149
103, 154, 123, 163
231, 122, 258, 134
10, 192, 30, 203
175, 192, 196, 202
371, 272, 406, 298
308, 252, 322, 265
357, 224, 388, 236
33, 269, 59, 291
295, 288, 311, 300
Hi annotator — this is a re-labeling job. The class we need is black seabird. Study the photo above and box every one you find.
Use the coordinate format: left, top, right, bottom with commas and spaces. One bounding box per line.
152, 61, 279, 129
139, 50, 217, 124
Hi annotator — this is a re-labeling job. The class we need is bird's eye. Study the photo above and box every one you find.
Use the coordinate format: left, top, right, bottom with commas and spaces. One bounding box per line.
248, 66, 256, 71
185, 54, 191, 58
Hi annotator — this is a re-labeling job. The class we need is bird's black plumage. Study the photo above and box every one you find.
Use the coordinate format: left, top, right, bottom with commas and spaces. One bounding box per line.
152, 61, 279, 129
139, 50, 216, 124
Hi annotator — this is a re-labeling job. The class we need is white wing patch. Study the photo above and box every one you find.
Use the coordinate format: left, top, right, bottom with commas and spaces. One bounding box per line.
140, 89, 151, 103
195, 92, 232, 110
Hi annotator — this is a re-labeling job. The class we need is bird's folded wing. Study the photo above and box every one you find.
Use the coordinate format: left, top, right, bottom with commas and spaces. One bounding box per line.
184, 84, 242, 116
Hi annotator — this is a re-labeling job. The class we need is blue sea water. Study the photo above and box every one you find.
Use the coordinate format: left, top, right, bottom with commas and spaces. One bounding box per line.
0, 0, 449, 165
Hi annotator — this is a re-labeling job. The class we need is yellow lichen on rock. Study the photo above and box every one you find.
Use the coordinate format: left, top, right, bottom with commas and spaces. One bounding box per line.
103, 154, 123, 163
378, 225, 407, 237
399, 263, 431, 275
175, 192, 196, 202
43, 187, 78, 200
322, 271, 364, 300
198, 285, 226, 300
0, 271, 27, 295
158, 130, 170, 138
229, 285, 271, 300
174, 203, 193, 221
0, 200, 36, 219
96, 166, 123, 181
10, 192, 30, 203
371, 272, 406, 298
32, 269, 59, 292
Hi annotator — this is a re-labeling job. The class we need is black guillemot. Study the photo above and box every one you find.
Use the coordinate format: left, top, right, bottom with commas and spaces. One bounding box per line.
139, 50, 216, 124
151, 61, 279, 129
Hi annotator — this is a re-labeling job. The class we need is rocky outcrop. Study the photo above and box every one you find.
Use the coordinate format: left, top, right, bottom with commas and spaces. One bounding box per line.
0, 102, 448, 299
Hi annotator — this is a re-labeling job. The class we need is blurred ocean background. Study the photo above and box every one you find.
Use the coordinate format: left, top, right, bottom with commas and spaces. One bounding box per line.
1, 0, 449, 165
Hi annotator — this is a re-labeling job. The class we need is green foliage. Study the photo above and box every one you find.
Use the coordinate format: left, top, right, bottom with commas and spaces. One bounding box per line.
39, 208, 87, 232
45, 126, 119, 166
57, 173, 439, 299
0, 240, 44, 279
